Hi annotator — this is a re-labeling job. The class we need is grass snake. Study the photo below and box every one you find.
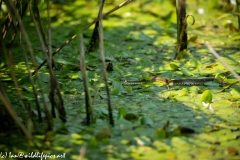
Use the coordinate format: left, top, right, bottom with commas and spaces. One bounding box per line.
120, 76, 217, 86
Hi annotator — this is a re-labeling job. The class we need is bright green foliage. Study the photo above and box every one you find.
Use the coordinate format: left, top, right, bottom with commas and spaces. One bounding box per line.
1, 0, 240, 160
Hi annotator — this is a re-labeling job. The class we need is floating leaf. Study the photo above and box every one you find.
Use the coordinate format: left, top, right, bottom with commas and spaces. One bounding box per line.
111, 87, 119, 95
115, 64, 124, 76
35, 56, 43, 63
124, 113, 138, 122
187, 59, 202, 69
67, 72, 79, 79
170, 63, 179, 71
126, 86, 133, 95
117, 107, 127, 119
116, 118, 132, 130
78, 71, 82, 80
88, 138, 98, 147
179, 67, 193, 76
214, 100, 232, 108
95, 128, 111, 140
188, 35, 198, 42
142, 73, 151, 80
39, 73, 49, 83
170, 127, 182, 136
140, 116, 154, 126
154, 128, 166, 139
113, 81, 124, 92
230, 87, 240, 99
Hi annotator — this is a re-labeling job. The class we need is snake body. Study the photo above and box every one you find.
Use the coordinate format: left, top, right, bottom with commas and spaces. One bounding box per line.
121, 76, 216, 86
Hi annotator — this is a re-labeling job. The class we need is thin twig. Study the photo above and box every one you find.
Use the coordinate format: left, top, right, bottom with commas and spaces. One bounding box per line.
20, 36, 43, 123
79, 34, 93, 125
47, 0, 66, 122
2, 0, 20, 40
34, 0, 48, 48
32, 0, 132, 76
29, 1, 54, 127
47, 0, 53, 68
92, 74, 103, 105
236, 0, 240, 31
98, 0, 114, 127
206, 42, 240, 82
11, 0, 30, 44
78, 145, 87, 160
2, 0, 30, 41
47, 0, 56, 119
0, 0, 2, 10
6, 0, 49, 128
